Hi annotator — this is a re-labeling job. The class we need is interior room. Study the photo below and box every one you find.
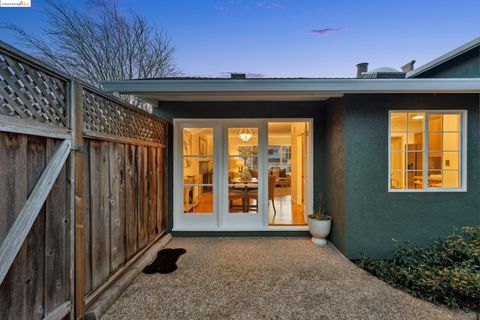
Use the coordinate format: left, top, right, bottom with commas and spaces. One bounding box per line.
181, 121, 310, 226
267, 122, 308, 225
227, 127, 260, 213
183, 128, 214, 213
390, 112, 461, 190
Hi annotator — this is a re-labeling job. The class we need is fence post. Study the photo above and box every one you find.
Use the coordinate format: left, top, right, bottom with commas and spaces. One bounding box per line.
71, 80, 85, 319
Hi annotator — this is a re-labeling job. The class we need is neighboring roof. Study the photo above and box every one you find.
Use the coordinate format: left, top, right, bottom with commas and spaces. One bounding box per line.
407, 36, 480, 78
102, 78, 480, 102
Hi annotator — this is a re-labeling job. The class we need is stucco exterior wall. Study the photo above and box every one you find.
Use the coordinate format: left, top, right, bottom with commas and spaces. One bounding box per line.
153, 101, 326, 232
343, 94, 480, 259
324, 98, 346, 252
154, 94, 479, 259
412, 47, 480, 78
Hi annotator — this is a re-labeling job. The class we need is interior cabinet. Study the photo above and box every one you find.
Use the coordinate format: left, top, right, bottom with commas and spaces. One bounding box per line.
184, 175, 201, 212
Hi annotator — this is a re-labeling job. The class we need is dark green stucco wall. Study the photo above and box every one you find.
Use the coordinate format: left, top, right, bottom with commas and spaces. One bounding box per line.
324, 99, 346, 252
153, 101, 328, 233
153, 94, 480, 259
412, 47, 480, 78
343, 94, 480, 258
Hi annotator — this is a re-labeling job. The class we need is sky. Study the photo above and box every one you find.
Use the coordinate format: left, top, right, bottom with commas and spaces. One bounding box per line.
0, 0, 479, 78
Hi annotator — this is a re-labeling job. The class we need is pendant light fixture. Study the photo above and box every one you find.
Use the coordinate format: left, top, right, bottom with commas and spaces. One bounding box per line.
239, 128, 253, 142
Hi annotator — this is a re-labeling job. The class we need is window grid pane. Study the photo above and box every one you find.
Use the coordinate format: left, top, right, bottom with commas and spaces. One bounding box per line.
390, 111, 463, 191
427, 113, 462, 189
407, 170, 423, 189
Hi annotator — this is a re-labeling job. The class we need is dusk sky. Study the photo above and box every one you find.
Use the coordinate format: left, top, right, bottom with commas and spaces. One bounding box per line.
0, 0, 479, 78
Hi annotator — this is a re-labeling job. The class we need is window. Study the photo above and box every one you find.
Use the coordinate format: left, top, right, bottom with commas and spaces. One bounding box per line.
389, 111, 465, 191
268, 145, 291, 173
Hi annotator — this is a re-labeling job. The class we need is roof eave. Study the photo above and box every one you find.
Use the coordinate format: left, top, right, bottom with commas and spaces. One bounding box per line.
407, 36, 480, 78
102, 78, 480, 95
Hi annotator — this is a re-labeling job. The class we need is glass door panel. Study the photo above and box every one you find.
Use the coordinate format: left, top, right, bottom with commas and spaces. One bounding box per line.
227, 127, 259, 214
222, 122, 265, 229
182, 128, 215, 214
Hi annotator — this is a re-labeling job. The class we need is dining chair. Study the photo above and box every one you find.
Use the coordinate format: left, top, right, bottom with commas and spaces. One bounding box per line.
246, 175, 276, 217
228, 187, 244, 212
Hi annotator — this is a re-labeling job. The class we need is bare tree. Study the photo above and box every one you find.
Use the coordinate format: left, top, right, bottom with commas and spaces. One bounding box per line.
3, 0, 177, 87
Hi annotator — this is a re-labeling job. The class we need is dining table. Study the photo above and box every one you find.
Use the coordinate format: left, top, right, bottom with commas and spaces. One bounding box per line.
229, 177, 258, 212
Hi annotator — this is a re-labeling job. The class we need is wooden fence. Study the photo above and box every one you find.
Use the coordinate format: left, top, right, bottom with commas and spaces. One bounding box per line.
0, 41, 167, 319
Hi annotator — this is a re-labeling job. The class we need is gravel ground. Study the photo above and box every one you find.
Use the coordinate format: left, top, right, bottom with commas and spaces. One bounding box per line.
103, 237, 475, 320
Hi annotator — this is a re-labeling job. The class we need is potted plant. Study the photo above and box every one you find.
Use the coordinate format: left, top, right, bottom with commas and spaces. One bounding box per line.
308, 198, 331, 246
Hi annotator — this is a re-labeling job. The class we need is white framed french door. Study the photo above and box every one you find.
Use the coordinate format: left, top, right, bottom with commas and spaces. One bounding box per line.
173, 118, 312, 231
173, 121, 220, 229
221, 120, 267, 229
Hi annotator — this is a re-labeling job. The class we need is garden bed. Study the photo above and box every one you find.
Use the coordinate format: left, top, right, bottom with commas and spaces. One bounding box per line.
358, 226, 480, 312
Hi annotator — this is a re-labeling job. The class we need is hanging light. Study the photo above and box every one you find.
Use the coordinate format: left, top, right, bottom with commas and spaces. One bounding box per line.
239, 128, 253, 142
412, 114, 424, 120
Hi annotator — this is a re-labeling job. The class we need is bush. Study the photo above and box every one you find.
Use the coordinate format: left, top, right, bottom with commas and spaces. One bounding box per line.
358, 226, 480, 312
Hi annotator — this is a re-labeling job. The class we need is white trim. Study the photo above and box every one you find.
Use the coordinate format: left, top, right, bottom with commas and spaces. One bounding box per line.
407, 37, 480, 78
172, 225, 309, 232
388, 110, 467, 192
173, 118, 313, 231
102, 78, 480, 102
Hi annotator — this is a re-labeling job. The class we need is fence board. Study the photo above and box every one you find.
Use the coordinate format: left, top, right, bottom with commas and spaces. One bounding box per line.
156, 149, 164, 233
109, 143, 126, 271
83, 139, 92, 294
117, 144, 126, 265
125, 144, 138, 259
0, 132, 28, 320
44, 139, 68, 313
147, 147, 157, 240
137, 146, 148, 248
89, 140, 111, 289
26, 136, 46, 320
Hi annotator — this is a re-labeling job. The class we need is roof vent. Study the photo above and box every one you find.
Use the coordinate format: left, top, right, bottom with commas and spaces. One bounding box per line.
356, 62, 369, 78
230, 73, 246, 79
360, 66, 406, 79
401, 60, 416, 73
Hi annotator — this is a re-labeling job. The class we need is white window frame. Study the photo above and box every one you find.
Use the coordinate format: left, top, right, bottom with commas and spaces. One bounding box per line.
173, 118, 314, 231
388, 110, 467, 192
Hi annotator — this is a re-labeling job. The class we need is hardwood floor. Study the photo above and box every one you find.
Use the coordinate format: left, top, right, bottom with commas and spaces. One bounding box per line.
189, 191, 213, 213
189, 190, 306, 226
268, 194, 305, 225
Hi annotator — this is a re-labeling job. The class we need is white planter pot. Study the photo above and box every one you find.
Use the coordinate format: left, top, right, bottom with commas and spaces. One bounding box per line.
307, 217, 331, 246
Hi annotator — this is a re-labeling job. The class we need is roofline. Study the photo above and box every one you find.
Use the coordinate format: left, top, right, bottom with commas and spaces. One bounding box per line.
102, 78, 480, 95
406, 36, 480, 78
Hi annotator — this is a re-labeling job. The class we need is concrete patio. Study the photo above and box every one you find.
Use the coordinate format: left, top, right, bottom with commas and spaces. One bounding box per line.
102, 238, 474, 320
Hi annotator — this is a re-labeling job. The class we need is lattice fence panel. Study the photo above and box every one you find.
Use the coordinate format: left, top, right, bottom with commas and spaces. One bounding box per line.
0, 52, 67, 127
82, 89, 167, 145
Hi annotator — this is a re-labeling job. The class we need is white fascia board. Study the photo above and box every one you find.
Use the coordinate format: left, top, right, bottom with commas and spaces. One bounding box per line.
102, 78, 480, 94
407, 37, 480, 78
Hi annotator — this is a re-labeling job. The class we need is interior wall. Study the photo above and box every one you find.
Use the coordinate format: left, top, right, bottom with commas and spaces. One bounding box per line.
183, 129, 214, 179
291, 123, 306, 205
268, 135, 291, 146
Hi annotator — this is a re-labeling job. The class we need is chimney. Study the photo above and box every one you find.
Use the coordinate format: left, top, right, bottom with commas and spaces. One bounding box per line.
356, 62, 369, 78
230, 73, 246, 79
401, 60, 416, 73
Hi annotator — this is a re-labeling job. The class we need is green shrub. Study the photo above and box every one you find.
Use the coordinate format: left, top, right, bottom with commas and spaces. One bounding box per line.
358, 225, 480, 312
